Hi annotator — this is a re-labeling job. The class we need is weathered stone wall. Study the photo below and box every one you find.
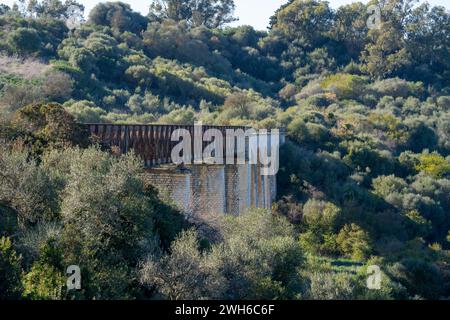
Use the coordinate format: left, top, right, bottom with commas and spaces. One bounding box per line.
143, 163, 279, 217
188, 164, 226, 216
225, 164, 252, 215
143, 167, 192, 214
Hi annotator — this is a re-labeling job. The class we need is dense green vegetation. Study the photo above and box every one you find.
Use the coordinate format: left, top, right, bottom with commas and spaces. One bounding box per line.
1, 0, 450, 300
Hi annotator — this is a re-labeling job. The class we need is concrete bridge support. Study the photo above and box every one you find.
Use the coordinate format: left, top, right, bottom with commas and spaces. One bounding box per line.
188, 164, 226, 216
225, 164, 252, 216
142, 167, 192, 214
143, 163, 276, 217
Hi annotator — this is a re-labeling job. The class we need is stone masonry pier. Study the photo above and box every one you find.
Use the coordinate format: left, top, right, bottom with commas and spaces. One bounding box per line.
142, 163, 276, 216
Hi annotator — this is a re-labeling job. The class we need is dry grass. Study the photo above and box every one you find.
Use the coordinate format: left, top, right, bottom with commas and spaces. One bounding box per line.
0, 54, 51, 80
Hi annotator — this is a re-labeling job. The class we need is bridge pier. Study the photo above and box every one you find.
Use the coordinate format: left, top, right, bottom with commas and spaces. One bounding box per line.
142, 167, 192, 214
225, 164, 252, 216
143, 162, 277, 217
188, 164, 227, 216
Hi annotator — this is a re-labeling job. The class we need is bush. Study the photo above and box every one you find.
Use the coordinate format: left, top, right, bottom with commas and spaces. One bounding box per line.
15, 102, 89, 152
370, 78, 423, 99
372, 175, 408, 198
158, 107, 196, 124
88, 2, 148, 34
302, 199, 341, 230
288, 118, 333, 149
405, 121, 438, 153
139, 230, 223, 300
21, 239, 65, 300
388, 259, 444, 299
59, 148, 156, 299
64, 100, 106, 123
0, 148, 59, 228
416, 152, 450, 178
0, 237, 23, 299
218, 210, 304, 299
336, 224, 372, 261
320, 73, 367, 100
306, 271, 357, 300
7, 28, 41, 55
437, 96, 450, 111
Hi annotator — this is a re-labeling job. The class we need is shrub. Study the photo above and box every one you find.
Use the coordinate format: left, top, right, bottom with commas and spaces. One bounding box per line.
158, 107, 196, 124
302, 199, 341, 230
139, 230, 224, 300
437, 96, 450, 111
14, 103, 89, 155
306, 271, 357, 300
64, 100, 107, 123
7, 28, 41, 55
288, 118, 333, 149
372, 175, 408, 198
21, 239, 65, 300
415, 152, 450, 178
0, 148, 59, 228
336, 224, 372, 261
320, 73, 367, 100
0, 237, 23, 299
370, 78, 423, 98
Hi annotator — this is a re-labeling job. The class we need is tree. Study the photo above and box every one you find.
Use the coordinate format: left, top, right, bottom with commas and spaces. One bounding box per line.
359, 0, 447, 80
299, 200, 341, 256
21, 239, 65, 300
336, 224, 372, 261
64, 100, 106, 123
59, 148, 156, 299
0, 148, 59, 229
302, 199, 341, 229
372, 175, 408, 198
15, 102, 89, 152
404, 3, 450, 86
361, 22, 410, 79
139, 230, 224, 300
158, 107, 196, 124
89, 2, 148, 33
332, 2, 369, 60
405, 121, 438, 153
149, 0, 237, 28
0, 237, 23, 299
320, 73, 367, 100
270, 0, 333, 49
389, 259, 444, 299
0, 4, 11, 15
416, 152, 450, 179
141, 210, 304, 300
23, 0, 84, 20
217, 209, 304, 299
7, 27, 41, 55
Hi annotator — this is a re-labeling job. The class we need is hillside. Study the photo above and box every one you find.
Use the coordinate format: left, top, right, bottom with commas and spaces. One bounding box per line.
1, 0, 450, 300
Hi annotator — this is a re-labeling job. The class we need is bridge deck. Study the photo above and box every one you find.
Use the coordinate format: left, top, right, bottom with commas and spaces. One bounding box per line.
85, 124, 249, 167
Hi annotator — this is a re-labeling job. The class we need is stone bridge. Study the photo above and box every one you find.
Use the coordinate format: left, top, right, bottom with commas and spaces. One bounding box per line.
86, 124, 284, 216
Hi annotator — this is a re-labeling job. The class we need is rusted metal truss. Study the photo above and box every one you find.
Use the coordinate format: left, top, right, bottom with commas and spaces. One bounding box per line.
85, 124, 249, 167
